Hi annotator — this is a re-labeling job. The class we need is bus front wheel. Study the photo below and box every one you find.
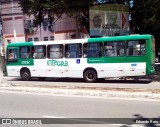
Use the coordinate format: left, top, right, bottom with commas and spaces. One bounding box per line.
20, 69, 31, 81
84, 69, 97, 83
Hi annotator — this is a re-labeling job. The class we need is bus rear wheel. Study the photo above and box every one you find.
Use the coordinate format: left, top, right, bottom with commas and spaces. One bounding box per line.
20, 69, 31, 81
84, 69, 97, 83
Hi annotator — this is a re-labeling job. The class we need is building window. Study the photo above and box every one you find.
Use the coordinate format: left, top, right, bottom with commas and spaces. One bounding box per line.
28, 38, 32, 42
50, 36, 54, 41
65, 43, 82, 58
104, 41, 124, 57
34, 37, 39, 42
47, 44, 63, 59
26, 20, 32, 28
43, 19, 48, 26
43, 37, 48, 41
33, 20, 36, 27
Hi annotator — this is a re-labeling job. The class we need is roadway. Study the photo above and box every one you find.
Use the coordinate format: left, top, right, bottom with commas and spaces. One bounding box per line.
0, 92, 160, 127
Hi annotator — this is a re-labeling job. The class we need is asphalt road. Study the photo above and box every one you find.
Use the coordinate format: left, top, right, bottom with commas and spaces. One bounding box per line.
0, 92, 160, 127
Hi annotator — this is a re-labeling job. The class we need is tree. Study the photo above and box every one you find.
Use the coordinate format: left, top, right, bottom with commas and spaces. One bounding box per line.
18, 0, 92, 34
18, 0, 128, 36
131, 0, 160, 51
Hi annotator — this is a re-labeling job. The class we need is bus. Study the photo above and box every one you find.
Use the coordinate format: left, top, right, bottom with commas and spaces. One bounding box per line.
6, 34, 155, 82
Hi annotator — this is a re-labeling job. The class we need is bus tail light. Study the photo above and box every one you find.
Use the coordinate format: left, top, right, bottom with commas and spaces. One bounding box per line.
150, 64, 155, 73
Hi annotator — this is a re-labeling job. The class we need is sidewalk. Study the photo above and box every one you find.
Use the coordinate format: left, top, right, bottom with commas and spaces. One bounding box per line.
0, 65, 160, 100
0, 77, 160, 101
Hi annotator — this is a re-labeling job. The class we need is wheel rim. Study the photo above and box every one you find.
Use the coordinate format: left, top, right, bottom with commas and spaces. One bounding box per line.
23, 72, 28, 79
84, 70, 97, 82
87, 73, 94, 80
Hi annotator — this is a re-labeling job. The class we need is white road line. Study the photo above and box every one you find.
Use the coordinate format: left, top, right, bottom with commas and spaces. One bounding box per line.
43, 115, 65, 118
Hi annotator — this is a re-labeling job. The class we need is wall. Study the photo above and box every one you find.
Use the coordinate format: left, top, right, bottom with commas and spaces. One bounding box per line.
24, 14, 77, 41
1, 0, 25, 47
1, 0, 78, 46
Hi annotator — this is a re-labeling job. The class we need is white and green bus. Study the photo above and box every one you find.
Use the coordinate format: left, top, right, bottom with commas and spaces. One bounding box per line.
6, 34, 155, 82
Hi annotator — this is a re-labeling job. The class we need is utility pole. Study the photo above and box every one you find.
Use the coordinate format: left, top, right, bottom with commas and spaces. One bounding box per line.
0, 0, 3, 84
0, 55, 3, 84
11, 0, 17, 42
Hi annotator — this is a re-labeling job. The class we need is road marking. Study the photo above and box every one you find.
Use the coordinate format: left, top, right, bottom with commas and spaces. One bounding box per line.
43, 115, 65, 118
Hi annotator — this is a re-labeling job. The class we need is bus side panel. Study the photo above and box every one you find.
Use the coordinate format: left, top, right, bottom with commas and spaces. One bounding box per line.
123, 62, 146, 76
6, 66, 21, 77
30, 59, 48, 77
87, 58, 124, 78
61, 59, 84, 78
91, 63, 124, 78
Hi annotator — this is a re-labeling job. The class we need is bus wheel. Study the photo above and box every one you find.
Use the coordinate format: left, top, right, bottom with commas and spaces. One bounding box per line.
84, 69, 97, 83
20, 69, 31, 81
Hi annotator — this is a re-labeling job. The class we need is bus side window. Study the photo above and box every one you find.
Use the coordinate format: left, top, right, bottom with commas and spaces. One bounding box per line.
20, 46, 30, 59
65, 43, 82, 58
7, 48, 18, 61
126, 40, 146, 56
32, 45, 46, 59
83, 43, 102, 58
47, 44, 63, 59
8, 50, 13, 59
104, 41, 124, 57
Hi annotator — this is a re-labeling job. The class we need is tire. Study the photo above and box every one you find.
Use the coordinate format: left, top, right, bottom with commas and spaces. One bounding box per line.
84, 69, 97, 83
20, 69, 31, 81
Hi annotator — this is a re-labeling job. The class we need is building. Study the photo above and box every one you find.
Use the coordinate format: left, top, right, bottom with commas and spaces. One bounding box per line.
0, 0, 86, 48
1, 1, 129, 48
0, 6, 3, 56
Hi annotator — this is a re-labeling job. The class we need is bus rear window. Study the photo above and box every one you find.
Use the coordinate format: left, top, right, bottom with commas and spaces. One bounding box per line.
152, 37, 155, 53
7, 48, 18, 61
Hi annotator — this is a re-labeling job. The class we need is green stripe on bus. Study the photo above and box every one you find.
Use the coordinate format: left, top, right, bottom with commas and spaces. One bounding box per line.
88, 35, 152, 43
87, 56, 147, 64
7, 42, 33, 47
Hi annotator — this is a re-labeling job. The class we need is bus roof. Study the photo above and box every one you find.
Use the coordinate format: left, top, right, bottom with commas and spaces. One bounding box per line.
88, 34, 153, 43
7, 34, 153, 47
7, 42, 33, 47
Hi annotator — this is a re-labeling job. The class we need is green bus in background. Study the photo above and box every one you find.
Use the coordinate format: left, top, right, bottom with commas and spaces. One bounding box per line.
6, 34, 155, 82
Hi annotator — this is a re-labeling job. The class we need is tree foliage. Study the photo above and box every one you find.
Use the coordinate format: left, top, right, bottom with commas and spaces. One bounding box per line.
18, 0, 92, 31
131, 0, 160, 51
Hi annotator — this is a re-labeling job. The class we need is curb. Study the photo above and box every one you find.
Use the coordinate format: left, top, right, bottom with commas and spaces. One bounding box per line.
0, 85, 160, 100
